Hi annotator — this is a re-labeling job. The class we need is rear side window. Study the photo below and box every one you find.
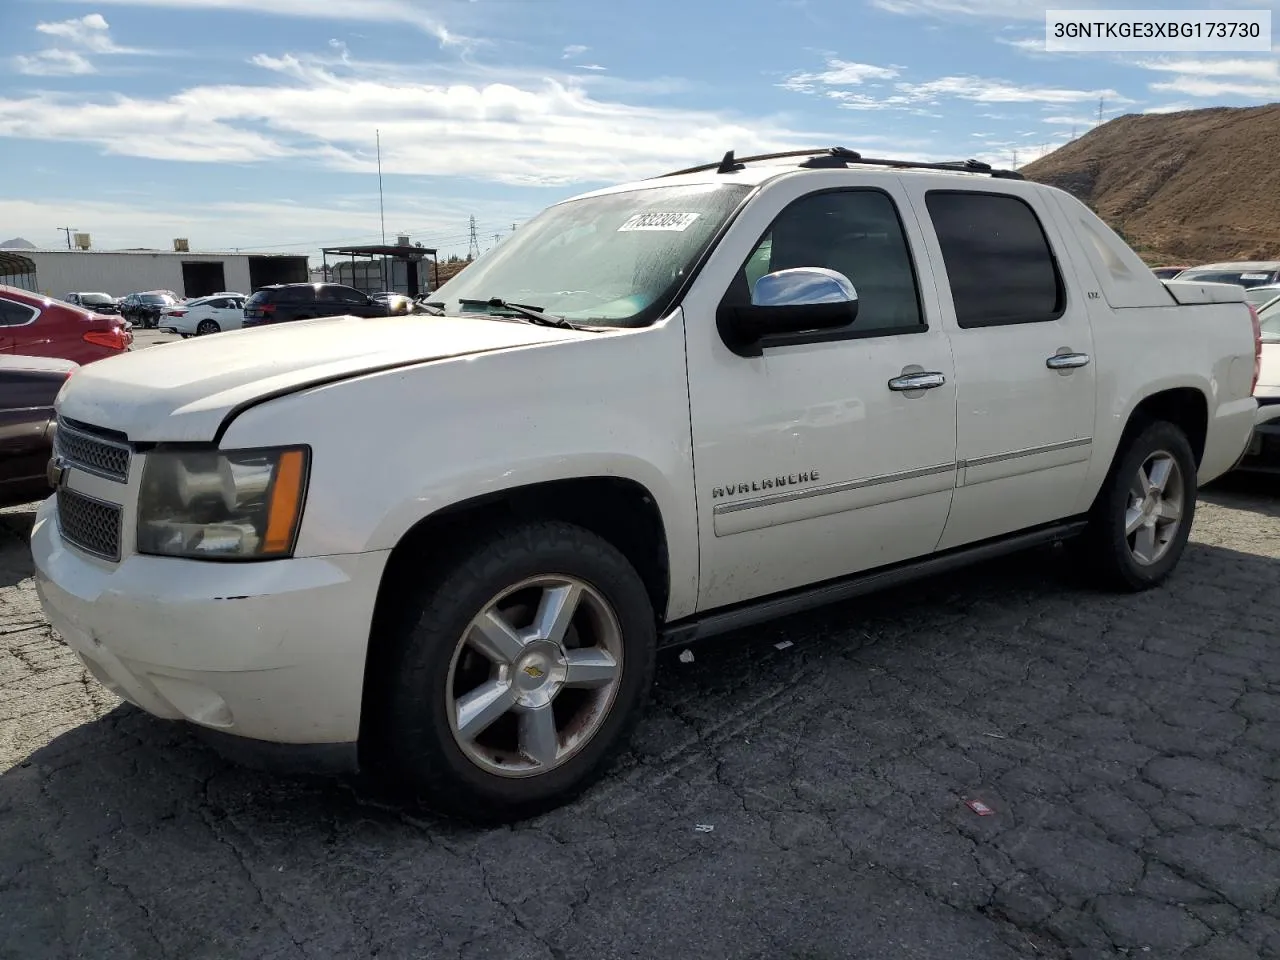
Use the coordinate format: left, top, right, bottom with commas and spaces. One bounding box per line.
925, 191, 1065, 328
0, 298, 37, 327
322, 285, 369, 304
276, 287, 315, 303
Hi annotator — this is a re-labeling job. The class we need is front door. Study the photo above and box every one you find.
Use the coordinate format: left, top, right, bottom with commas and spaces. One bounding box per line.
903, 184, 1098, 550
682, 174, 960, 611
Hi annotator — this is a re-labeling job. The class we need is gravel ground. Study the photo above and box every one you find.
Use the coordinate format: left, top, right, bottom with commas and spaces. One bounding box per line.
1, 351, 1277, 958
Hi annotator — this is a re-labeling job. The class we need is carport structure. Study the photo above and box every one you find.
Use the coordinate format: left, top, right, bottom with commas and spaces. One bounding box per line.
0, 251, 38, 292
321, 243, 439, 297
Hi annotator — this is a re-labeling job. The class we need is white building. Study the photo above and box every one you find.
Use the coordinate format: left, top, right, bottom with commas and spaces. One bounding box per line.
0, 246, 309, 299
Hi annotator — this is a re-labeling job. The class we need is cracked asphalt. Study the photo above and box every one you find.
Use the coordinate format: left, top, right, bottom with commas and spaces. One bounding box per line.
2, 370, 1278, 957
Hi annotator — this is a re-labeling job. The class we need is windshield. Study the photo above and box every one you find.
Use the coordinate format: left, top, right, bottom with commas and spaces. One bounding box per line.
140, 294, 171, 304
431, 183, 752, 327
1260, 298, 1280, 342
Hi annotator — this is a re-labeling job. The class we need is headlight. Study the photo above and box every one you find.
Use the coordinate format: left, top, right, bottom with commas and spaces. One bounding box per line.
137, 446, 309, 560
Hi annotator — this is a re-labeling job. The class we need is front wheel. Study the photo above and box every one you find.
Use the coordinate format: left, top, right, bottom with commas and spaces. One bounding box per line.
366, 521, 657, 822
1071, 419, 1198, 592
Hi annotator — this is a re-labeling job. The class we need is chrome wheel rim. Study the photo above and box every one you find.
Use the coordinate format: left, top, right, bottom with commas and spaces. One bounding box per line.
446, 575, 624, 778
197, 321, 218, 335
1125, 450, 1184, 566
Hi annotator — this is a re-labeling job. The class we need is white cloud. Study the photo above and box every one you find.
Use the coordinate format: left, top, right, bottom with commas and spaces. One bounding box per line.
1135, 56, 1280, 100
0, 56, 840, 186
36, 13, 128, 53
781, 59, 900, 94
869, 0, 1103, 19
1150, 75, 1280, 98
898, 76, 1130, 105
75, 0, 463, 46
1137, 58, 1279, 80
577, 64, 607, 72
562, 45, 588, 59
13, 50, 96, 76
783, 58, 1132, 111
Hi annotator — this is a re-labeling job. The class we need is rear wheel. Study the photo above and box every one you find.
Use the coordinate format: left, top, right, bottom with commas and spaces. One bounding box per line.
367, 521, 657, 822
196, 319, 220, 336
1071, 420, 1197, 591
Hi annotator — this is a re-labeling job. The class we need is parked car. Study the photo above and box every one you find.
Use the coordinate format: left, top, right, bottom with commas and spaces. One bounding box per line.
159, 294, 247, 337
1172, 261, 1280, 287
119, 291, 181, 328
63, 292, 120, 314
0, 355, 77, 508
241, 283, 391, 328
0, 284, 132, 364
1237, 296, 1280, 472
1151, 266, 1188, 280
1243, 283, 1280, 308
32, 148, 1261, 822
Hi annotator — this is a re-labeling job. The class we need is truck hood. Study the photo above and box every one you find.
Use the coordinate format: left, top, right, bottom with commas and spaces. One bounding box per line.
57, 313, 589, 441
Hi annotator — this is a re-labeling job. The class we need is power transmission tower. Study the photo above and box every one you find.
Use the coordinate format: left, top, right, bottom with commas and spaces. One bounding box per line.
467, 216, 480, 260
1097, 96, 1104, 125
57, 227, 76, 250
1011, 149, 1018, 169
492, 233, 501, 250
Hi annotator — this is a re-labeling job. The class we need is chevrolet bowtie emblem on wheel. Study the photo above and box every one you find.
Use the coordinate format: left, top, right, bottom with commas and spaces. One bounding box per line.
522, 663, 546, 680
46, 456, 69, 490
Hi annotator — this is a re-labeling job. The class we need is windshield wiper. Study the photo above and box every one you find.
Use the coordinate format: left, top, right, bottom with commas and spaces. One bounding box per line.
457, 297, 578, 329
415, 299, 446, 316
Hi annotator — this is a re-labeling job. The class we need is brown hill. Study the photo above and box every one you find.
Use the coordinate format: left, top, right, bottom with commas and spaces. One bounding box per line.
1020, 103, 1280, 266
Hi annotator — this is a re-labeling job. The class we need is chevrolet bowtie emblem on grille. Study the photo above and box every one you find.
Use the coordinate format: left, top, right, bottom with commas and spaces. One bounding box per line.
522, 664, 546, 680
46, 456, 69, 490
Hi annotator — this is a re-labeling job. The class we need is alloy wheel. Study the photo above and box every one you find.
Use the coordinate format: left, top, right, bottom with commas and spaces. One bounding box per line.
1125, 450, 1184, 566
446, 575, 623, 778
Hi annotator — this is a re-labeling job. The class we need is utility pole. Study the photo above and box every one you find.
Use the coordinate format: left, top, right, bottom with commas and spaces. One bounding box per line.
492, 233, 501, 250
467, 216, 480, 260
57, 227, 76, 250
376, 129, 387, 292
1097, 96, 1104, 125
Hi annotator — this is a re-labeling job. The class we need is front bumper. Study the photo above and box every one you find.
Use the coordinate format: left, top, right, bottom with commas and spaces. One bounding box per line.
31, 495, 390, 752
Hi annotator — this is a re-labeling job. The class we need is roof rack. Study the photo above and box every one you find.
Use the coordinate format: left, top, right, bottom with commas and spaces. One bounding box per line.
658, 147, 1025, 180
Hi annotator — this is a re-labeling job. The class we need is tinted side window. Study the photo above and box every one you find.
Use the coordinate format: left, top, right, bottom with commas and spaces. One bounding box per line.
925, 192, 1064, 328
277, 287, 314, 303
728, 189, 924, 333
324, 286, 369, 304
0, 298, 37, 327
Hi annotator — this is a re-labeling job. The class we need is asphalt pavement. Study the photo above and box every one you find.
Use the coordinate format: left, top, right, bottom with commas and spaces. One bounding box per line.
1, 337, 1278, 959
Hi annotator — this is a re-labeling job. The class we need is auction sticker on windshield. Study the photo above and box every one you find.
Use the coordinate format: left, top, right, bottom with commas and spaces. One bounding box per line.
617, 212, 701, 232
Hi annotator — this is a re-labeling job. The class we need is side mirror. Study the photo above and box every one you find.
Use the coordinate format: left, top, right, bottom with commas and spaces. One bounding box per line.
717, 267, 859, 357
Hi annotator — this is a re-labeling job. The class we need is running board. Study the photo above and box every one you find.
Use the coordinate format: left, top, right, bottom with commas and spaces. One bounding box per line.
660, 519, 1089, 648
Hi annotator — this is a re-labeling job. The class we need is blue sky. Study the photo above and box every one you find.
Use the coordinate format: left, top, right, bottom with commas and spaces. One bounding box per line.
1, 0, 1277, 261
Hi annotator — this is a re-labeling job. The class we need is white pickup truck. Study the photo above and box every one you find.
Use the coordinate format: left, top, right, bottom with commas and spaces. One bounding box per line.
32, 148, 1262, 821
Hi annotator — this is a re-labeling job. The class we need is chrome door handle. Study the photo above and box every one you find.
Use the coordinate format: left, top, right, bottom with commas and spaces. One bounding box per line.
1046, 352, 1090, 370
887, 371, 947, 391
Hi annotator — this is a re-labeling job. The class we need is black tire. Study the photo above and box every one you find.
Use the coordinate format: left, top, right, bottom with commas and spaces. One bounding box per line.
196, 320, 220, 336
366, 520, 657, 823
1070, 419, 1198, 592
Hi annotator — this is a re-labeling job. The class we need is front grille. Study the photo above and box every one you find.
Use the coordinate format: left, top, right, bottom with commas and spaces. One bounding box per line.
55, 418, 131, 482
57, 488, 123, 562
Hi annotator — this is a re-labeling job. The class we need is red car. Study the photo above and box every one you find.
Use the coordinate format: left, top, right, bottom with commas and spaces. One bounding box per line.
0, 285, 132, 365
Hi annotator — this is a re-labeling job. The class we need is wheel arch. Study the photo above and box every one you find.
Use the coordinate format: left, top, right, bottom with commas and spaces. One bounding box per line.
1087, 385, 1209, 511
358, 476, 673, 757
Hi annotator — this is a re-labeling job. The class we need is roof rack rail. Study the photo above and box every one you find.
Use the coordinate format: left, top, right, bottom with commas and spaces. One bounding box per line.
658, 147, 1024, 181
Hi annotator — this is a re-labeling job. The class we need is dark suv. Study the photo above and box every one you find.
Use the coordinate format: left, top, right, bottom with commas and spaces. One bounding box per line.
119, 291, 180, 328
242, 283, 391, 328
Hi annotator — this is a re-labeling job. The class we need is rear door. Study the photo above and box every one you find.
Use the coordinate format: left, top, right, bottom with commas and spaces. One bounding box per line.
902, 182, 1097, 550
0, 295, 42, 355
